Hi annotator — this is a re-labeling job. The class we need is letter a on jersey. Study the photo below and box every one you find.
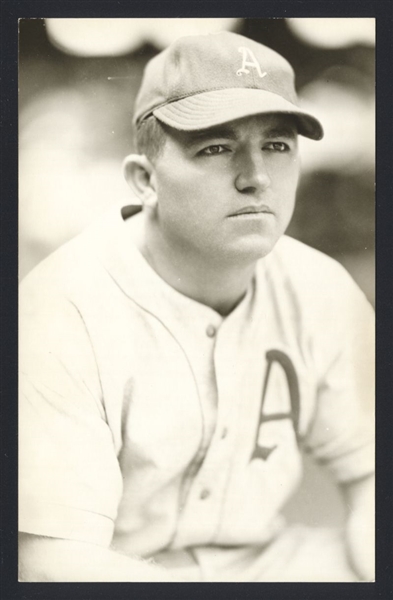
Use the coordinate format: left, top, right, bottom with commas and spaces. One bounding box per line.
250, 349, 300, 462
236, 47, 267, 78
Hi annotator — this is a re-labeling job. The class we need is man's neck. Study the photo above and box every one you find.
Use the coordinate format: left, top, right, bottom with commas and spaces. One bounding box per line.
137, 218, 257, 317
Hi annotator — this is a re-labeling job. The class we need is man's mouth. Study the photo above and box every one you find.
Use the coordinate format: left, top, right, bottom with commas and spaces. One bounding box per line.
229, 205, 273, 217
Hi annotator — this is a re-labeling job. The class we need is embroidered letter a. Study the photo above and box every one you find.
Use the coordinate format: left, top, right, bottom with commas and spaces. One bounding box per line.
237, 47, 267, 78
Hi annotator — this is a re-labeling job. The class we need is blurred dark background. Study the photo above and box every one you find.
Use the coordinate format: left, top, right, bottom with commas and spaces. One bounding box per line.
18, 18, 375, 528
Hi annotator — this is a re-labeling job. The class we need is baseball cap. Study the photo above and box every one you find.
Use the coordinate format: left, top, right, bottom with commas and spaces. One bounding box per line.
133, 31, 323, 140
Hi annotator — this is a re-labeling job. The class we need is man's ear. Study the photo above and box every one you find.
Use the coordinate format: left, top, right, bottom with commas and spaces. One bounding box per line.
122, 154, 157, 208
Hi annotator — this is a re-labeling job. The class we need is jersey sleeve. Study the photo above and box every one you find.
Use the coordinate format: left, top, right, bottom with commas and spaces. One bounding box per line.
19, 277, 123, 547
303, 266, 375, 483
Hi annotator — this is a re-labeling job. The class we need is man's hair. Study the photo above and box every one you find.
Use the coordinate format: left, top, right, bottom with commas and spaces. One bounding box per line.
135, 116, 167, 163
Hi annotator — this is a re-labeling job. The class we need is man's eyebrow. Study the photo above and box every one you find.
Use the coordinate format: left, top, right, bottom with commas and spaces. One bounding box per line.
181, 126, 239, 146
264, 126, 297, 139
179, 123, 297, 148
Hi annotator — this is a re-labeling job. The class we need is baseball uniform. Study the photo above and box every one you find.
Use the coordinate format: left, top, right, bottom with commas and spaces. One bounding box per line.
19, 204, 374, 581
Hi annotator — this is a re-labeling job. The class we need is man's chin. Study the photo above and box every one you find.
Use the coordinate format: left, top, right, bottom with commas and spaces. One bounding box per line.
220, 235, 280, 266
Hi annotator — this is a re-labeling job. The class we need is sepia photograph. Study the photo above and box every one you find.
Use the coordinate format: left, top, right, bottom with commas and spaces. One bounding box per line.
17, 17, 376, 583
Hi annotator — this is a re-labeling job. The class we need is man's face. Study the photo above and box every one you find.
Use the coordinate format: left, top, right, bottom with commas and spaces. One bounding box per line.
149, 113, 300, 267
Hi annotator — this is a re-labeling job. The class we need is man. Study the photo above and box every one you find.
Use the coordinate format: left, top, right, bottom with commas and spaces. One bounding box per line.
18, 31, 375, 582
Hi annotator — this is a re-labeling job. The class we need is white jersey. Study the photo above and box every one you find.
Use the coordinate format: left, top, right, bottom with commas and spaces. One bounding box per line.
19, 205, 374, 564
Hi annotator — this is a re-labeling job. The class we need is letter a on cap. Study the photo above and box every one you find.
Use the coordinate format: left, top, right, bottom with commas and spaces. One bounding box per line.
236, 47, 267, 78
236, 46, 267, 77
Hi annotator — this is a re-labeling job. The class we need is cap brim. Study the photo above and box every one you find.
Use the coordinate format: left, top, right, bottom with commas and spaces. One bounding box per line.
153, 88, 323, 140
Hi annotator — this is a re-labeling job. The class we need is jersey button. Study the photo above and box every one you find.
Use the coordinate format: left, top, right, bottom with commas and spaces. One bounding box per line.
221, 427, 228, 439
206, 324, 216, 338
200, 488, 211, 500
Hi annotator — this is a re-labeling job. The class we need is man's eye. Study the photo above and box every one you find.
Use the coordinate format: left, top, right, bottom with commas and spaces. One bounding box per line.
264, 142, 289, 152
201, 145, 226, 156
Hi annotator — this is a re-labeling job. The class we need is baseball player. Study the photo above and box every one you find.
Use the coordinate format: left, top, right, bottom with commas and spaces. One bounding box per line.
18, 31, 375, 582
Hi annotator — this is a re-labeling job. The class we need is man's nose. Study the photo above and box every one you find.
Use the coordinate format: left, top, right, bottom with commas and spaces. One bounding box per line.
234, 150, 271, 194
